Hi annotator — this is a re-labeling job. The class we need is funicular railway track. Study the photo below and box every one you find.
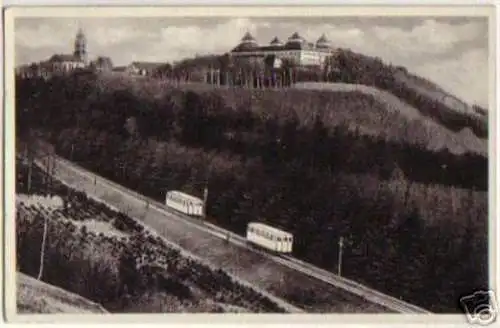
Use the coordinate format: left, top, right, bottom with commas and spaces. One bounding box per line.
30, 144, 432, 314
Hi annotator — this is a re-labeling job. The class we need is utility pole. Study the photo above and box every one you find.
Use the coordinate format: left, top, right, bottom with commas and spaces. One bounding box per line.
38, 152, 53, 280
338, 236, 344, 277
143, 198, 149, 220
203, 166, 209, 221
23, 142, 29, 164
203, 185, 208, 220
27, 146, 33, 193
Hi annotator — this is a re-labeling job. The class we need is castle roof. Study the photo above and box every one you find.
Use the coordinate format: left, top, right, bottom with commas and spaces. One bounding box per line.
317, 34, 328, 43
241, 31, 257, 43
287, 32, 305, 42
48, 54, 82, 63
232, 42, 260, 52
231, 32, 334, 53
232, 31, 260, 52
270, 36, 283, 45
285, 32, 307, 48
316, 33, 331, 48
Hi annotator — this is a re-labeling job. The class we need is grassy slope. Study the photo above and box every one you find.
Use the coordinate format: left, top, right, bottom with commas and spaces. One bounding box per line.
17, 272, 108, 314
293, 82, 486, 155
92, 73, 486, 157
392, 69, 486, 117
166, 50, 488, 120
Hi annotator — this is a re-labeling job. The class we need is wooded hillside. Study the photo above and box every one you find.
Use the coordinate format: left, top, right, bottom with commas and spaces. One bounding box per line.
16, 71, 488, 313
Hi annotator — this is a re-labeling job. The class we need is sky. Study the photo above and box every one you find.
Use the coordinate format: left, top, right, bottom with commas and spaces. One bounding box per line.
14, 16, 489, 108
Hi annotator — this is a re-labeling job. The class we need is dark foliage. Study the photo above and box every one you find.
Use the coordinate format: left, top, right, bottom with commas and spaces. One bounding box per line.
15, 73, 488, 313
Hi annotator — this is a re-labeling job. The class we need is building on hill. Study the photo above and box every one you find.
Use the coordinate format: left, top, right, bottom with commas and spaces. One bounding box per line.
112, 66, 127, 72
41, 28, 88, 74
15, 63, 39, 79
15, 28, 102, 79
126, 62, 165, 76
229, 31, 337, 67
46, 53, 86, 72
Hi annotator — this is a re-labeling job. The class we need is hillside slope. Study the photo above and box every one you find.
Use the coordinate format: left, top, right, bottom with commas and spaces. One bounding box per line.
15, 72, 488, 313
17, 272, 108, 314
161, 50, 488, 126
392, 69, 483, 117
331, 49, 488, 139
85, 72, 488, 157
293, 82, 487, 156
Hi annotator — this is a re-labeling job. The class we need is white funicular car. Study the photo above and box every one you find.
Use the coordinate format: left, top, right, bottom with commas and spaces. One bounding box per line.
246, 221, 293, 254
165, 190, 204, 217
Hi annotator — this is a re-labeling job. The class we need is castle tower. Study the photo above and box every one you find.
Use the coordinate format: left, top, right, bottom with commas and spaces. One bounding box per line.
240, 31, 258, 46
73, 28, 88, 64
316, 33, 331, 49
270, 36, 283, 46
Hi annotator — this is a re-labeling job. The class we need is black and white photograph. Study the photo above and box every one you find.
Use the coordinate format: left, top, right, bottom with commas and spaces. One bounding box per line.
3, 4, 497, 325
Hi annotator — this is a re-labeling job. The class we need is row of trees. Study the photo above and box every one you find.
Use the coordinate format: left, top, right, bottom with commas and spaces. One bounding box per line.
148, 49, 487, 140
16, 73, 488, 313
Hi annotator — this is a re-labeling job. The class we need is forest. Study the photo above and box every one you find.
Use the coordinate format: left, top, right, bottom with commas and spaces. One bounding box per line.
15, 70, 488, 313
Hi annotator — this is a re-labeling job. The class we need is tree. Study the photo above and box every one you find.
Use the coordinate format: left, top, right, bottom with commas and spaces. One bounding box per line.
154, 63, 173, 80
264, 54, 277, 88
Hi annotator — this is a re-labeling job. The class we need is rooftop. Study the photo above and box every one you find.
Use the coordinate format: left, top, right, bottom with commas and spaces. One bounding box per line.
270, 36, 283, 45
167, 190, 203, 204
48, 54, 83, 63
248, 222, 293, 237
231, 32, 333, 53
241, 31, 258, 43
129, 62, 165, 71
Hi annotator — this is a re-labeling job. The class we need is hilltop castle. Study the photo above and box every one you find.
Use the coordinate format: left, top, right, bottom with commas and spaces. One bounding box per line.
230, 31, 337, 67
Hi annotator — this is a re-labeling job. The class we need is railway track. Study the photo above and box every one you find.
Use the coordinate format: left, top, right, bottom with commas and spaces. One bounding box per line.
33, 151, 432, 314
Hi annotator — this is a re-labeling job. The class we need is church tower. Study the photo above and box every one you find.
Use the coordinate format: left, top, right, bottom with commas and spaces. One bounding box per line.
73, 28, 88, 64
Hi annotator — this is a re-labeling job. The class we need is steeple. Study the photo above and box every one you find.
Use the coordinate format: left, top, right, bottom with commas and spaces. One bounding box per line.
73, 27, 88, 64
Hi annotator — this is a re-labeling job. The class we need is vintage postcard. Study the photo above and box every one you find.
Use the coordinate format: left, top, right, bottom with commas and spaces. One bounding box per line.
2, 4, 497, 326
